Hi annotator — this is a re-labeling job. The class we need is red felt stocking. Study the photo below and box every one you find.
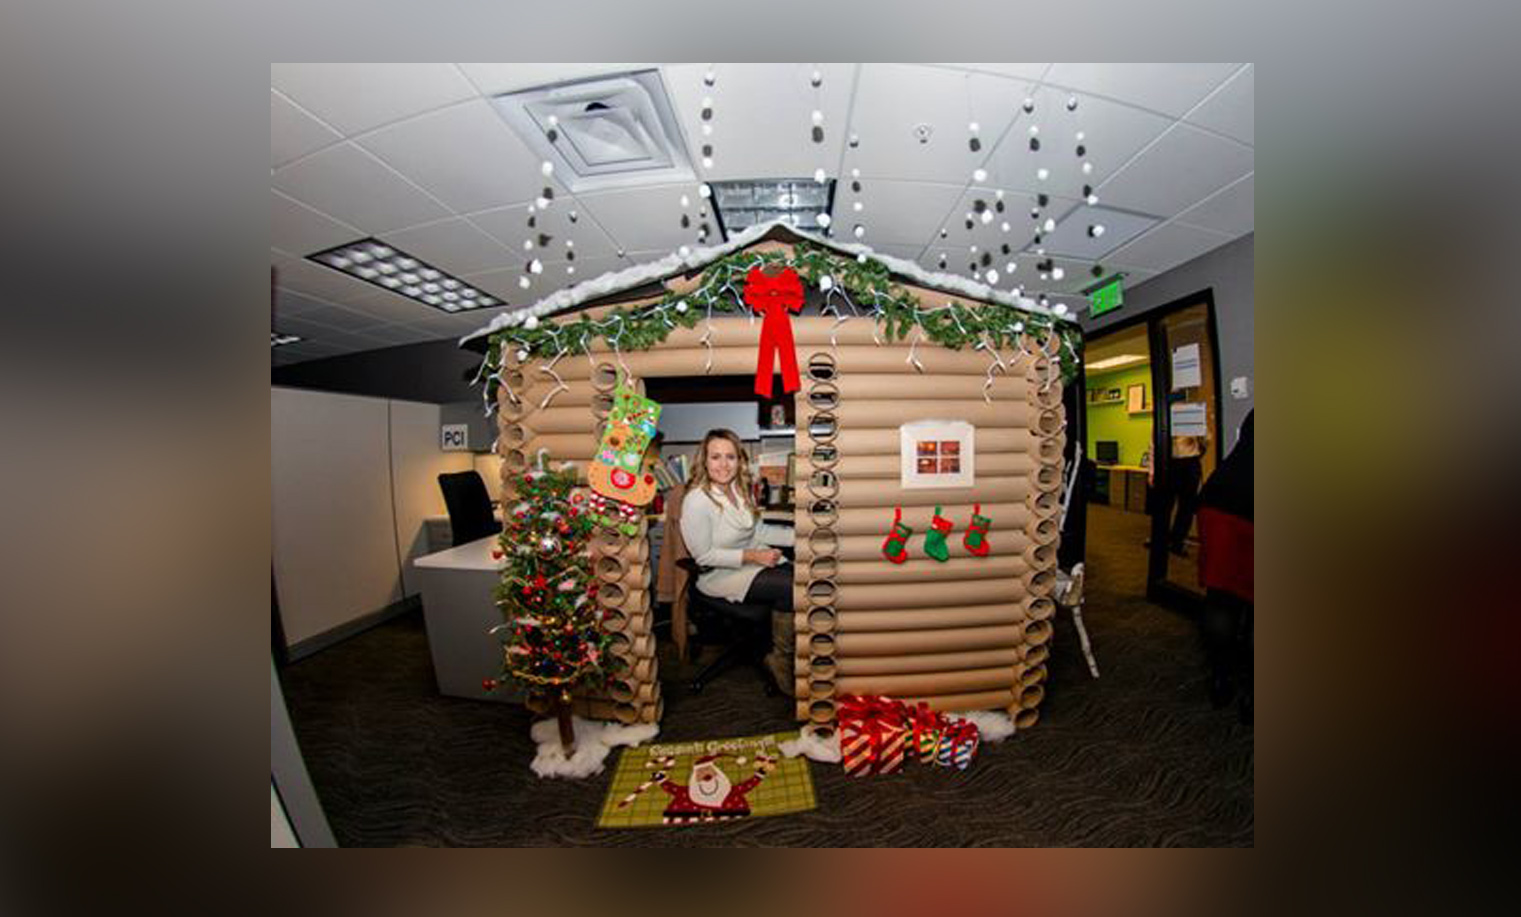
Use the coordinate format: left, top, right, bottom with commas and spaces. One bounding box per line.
881, 506, 914, 564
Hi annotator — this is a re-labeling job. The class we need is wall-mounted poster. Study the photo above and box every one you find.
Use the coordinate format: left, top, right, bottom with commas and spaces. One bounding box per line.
900, 420, 975, 489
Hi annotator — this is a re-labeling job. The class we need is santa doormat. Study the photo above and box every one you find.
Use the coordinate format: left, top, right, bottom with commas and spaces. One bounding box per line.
596, 731, 816, 828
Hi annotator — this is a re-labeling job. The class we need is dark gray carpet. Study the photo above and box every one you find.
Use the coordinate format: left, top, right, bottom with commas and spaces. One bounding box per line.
279, 503, 1253, 846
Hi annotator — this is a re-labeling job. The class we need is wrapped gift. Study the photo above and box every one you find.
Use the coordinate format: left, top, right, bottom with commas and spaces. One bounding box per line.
839, 694, 909, 777
908, 702, 946, 765
935, 716, 981, 770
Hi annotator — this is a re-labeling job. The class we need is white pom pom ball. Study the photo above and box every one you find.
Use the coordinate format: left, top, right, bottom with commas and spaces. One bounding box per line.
518, 276, 531, 289
814, 168, 827, 184
985, 269, 999, 284
675, 300, 688, 313
816, 212, 831, 228
535, 196, 551, 210
1052, 267, 1065, 280
540, 161, 554, 177
981, 210, 994, 225
529, 259, 543, 274
699, 183, 712, 198
1053, 302, 1069, 316
973, 168, 988, 183
515, 349, 529, 362
819, 275, 834, 291
1036, 168, 1050, 182
811, 109, 824, 126
968, 121, 980, 134
1001, 221, 1011, 233
1043, 218, 1056, 233
853, 224, 865, 238
1086, 193, 1099, 206
1082, 161, 1094, 175
853, 201, 863, 212
524, 315, 539, 330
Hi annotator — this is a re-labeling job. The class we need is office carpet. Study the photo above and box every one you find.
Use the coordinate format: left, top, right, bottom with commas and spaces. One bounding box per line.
279, 504, 1253, 846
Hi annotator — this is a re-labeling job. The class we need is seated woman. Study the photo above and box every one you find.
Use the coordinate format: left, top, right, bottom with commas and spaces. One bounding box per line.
679, 428, 795, 695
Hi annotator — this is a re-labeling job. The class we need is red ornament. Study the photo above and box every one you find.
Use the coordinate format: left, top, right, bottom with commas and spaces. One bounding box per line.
482, 678, 498, 691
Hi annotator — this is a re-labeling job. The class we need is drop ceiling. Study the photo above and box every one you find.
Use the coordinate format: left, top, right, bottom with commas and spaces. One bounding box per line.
271, 63, 1253, 365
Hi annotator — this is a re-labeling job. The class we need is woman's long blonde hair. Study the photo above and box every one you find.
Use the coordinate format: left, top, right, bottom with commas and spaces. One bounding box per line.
688, 428, 758, 521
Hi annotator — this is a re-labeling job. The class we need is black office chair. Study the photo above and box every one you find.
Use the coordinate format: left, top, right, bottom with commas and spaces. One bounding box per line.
437, 471, 502, 546
678, 557, 780, 697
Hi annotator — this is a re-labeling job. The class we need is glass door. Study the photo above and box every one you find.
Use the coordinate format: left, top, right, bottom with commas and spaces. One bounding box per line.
1147, 300, 1221, 602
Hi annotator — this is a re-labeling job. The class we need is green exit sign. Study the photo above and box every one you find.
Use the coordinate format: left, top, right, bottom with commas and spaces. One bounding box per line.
1089, 278, 1124, 316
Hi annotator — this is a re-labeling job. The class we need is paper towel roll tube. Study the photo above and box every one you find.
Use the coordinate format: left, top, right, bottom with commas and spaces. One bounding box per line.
637, 697, 664, 724
1014, 707, 1039, 729
806, 528, 839, 556
835, 603, 1026, 632
808, 700, 836, 724
595, 554, 648, 583
1025, 596, 1056, 622
797, 532, 1030, 563
1023, 619, 1053, 646
834, 427, 1033, 455
820, 555, 1026, 585
809, 655, 837, 679
835, 625, 1024, 656
834, 578, 1026, 611
835, 646, 1023, 676
1022, 543, 1056, 570
1022, 644, 1050, 668
808, 679, 836, 700
1021, 664, 1048, 688
807, 606, 838, 634
834, 399, 1040, 429
837, 667, 1019, 697
831, 452, 1036, 480
1019, 684, 1046, 709
834, 477, 1028, 509
591, 362, 619, 391
835, 374, 1030, 402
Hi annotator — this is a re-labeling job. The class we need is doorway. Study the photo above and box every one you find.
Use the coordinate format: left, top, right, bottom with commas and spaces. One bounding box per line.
1081, 323, 1155, 591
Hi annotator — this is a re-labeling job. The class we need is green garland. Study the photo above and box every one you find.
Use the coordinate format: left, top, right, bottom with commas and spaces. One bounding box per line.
483, 240, 1082, 400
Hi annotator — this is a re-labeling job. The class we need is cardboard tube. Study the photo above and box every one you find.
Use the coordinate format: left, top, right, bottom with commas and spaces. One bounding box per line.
836, 646, 1023, 676
836, 603, 1026, 632
835, 400, 1042, 430
806, 606, 838, 634
609, 679, 656, 704
590, 362, 620, 391
631, 656, 654, 682
896, 689, 1018, 713
1019, 684, 1045, 709
520, 433, 596, 459
809, 655, 837, 679
614, 701, 639, 724
1026, 596, 1056, 622
590, 526, 649, 556
808, 699, 836, 724
1023, 619, 1053, 646
800, 632, 836, 657
805, 555, 839, 582
526, 346, 1029, 378
598, 582, 648, 611
835, 477, 1029, 509
655, 317, 1022, 352
569, 698, 619, 721
837, 667, 1019, 697
835, 579, 1026, 610
1024, 569, 1055, 597
796, 502, 1028, 537
797, 532, 1030, 563
806, 579, 837, 607
1033, 379, 1063, 409
602, 607, 631, 634
1029, 517, 1059, 546
795, 699, 810, 721
836, 373, 1030, 403
808, 678, 836, 700
594, 555, 648, 584
1026, 490, 1059, 517
1021, 664, 1048, 688
637, 697, 664, 724
1014, 707, 1039, 729
834, 427, 1033, 455
1032, 464, 1063, 493
836, 625, 1024, 656
1022, 644, 1050, 668
1022, 542, 1057, 570
1035, 407, 1064, 437
1037, 437, 1062, 464
515, 380, 597, 407
805, 527, 839, 556
522, 406, 602, 435
832, 452, 1036, 480
829, 555, 1026, 585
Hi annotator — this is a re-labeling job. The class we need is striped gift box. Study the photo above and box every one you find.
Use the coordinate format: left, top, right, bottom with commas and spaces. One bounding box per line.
936, 717, 981, 770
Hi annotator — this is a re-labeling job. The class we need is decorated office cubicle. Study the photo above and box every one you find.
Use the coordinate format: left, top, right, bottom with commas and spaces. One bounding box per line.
466, 221, 1081, 751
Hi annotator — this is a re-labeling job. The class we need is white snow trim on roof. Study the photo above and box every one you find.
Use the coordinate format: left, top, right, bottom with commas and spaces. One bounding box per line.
460, 219, 1076, 345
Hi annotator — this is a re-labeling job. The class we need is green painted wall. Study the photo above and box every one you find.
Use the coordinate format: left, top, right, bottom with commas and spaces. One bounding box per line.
1085, 364, 1153, 466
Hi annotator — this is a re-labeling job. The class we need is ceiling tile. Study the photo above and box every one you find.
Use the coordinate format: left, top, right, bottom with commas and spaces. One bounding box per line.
272, 142, 452, 235
576, 183, 706, 254
1043, 63, 1241, 117
938, 63, 1051, 82
457, 63, 650, 96
1174, 173, 1253, 237
664, 63, 853, 181
1095, 123, 1254, 218
869, 242, 931, 262
928, 186, 1067, 261
271, 250, 378, 305
272, 287, 340, 320
1185, 65, 1253, 145
271, 89, 341, 168
834, 180, 965, 247
357, 100, 544, 214
1104, 221, 1233, 274
982, 85, 1173, 201
383, 217, 515, 277
271, 190, 360, 258
271, 64, 477, 136
471, 198, 622, 263
463, 254, 630, 304
847, 64, 1033, 184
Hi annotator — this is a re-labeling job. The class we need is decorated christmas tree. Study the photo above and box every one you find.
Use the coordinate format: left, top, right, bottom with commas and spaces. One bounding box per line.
483, 465, 607, 751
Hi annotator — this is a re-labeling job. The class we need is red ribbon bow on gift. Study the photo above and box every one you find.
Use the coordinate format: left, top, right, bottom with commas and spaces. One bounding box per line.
743, 266, 805, 398
909, 701, 944, 751
839, 693, 907, 771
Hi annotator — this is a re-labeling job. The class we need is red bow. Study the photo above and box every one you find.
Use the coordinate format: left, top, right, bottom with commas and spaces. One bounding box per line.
839, 693, 907, 771
743, 266, 805, 398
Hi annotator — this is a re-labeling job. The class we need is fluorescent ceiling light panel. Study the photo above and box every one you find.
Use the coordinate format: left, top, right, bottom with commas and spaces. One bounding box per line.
711, 179, 836, 238
1086, 354, 1147, 370
271, 332, 303, 347
1033, 205, 1160, 260
306, 238, 500, 313
493, 70, 693, 192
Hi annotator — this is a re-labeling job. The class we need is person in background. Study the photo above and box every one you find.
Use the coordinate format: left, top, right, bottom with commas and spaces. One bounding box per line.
679, 429, 795, 695
1196, 411, 1253, 723
1147, 433, 1209, 555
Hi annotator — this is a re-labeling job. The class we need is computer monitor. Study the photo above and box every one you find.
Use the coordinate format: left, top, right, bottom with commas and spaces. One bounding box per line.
1095, 441, 1119, 465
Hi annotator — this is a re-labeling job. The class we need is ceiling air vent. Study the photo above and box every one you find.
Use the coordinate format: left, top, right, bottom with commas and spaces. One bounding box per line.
492, 70, 694, 192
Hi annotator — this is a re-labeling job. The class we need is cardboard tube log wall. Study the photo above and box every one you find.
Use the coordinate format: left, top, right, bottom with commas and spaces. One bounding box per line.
832, 647, 1024, 676
830, 452, 1037, 479
1023, 619, 1054, 646
608, 678, 657, 704
836, 666, 1020, 697
1014, 707, 1040, 728
823, 427, 1034, 455
833, 477, 1029, 509
1023, 644, 1050, 667
1025, 596, 1056, 622
503, 345, 1031, 380
602, 608, 652, 636
657, 317, 1035, 354
1019, 684, 1046, 709
795, 502, 1028, 537
569, 698, 619, 721
796, 532, 1030, 562
897, 689, 1019, 714
832, 400, 1043, 429
593, 555, 648, 585
824, 578, 1027, 610
606, 630, 655, 660
1021, 664, 1048, 688
832, 373, 1032, 402
590, 528, 650, 558
820, 625, 1023, 656
816, 555, 1026, 585
832, 603, 1026, 632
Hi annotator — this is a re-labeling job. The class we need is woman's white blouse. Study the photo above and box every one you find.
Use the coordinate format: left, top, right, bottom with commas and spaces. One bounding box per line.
679, 486, 794, 602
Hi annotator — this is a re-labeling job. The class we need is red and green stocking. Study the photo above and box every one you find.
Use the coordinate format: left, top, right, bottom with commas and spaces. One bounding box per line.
882, 506, 913, 564
963, 503, 992, 557
924, 506, 954, 562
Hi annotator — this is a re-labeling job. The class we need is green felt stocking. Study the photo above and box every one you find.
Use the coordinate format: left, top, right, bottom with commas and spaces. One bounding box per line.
924, 506, 954, 562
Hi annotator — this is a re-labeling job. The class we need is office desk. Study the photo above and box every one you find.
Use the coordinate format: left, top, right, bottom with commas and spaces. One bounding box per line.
1097, 465, 1150, 514
411, 535, 515, 703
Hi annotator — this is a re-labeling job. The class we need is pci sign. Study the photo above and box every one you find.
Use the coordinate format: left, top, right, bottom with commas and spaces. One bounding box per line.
1089, 278, 1123, 317
440, 424, 469, 451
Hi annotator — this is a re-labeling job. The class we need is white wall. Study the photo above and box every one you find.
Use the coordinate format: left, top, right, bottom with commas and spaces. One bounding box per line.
272, 387, 469, 648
